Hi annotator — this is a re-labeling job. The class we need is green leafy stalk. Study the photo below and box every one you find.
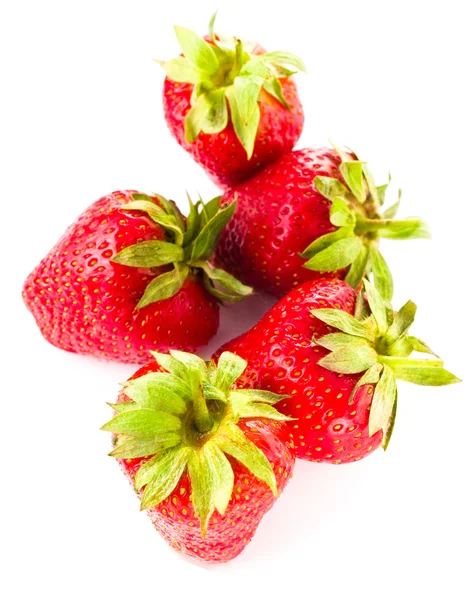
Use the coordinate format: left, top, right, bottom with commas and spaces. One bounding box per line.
158, 14, 305, 157
111, 192, 252, 310
312, 280, 460, 448
102, 350, 291, 536
300, 148, 430, 300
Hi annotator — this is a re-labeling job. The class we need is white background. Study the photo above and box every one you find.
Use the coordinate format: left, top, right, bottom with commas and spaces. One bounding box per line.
1, 1, 471, 598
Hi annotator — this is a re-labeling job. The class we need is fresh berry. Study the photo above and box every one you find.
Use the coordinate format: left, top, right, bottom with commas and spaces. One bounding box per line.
102, 350, 295, 563
160, 14, 305, 188
23, 191, 251, 363
215, 146, 429, 298
217, 278, 459, 463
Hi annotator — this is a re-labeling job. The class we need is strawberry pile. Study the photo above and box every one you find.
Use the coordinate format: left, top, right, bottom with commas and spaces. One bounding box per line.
23, 14, 460, 564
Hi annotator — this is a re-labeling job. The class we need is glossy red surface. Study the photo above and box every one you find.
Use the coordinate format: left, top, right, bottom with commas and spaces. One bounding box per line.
215, 147, 347, 297
218, 278, 383, 463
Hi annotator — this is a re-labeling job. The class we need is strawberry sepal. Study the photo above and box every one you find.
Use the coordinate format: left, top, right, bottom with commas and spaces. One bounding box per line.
159, 14, 305, 158
311, 280, 460, 446
300, 148, 430, 300
111, 192, 252, 307
102, 351, 290, 536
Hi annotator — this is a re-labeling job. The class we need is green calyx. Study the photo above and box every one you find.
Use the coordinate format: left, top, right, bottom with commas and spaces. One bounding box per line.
158, 12, 305, 158
101, 351, 290, 535
311, 280, 460, 449
112, 193, 252, 308
300, 146, 430, 300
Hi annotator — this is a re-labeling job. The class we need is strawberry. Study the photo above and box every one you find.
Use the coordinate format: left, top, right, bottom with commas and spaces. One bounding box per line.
215, 146, 429, 299
159, 13, 305, 188
217, 278, 459, 463
101, 350, 295, 563
23, 191, 251, 363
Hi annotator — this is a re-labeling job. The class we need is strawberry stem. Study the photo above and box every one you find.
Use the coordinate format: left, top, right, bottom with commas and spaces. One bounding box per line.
354, 217, 429, 239
192, 384, 213, 433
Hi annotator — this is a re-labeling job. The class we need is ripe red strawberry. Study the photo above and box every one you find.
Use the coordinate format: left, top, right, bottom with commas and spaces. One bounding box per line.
102, 350, 295, 563
217, 278, 459, 463
215, 146, 429, 299
23, 191, 251, 363
160, 14, 305, 188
